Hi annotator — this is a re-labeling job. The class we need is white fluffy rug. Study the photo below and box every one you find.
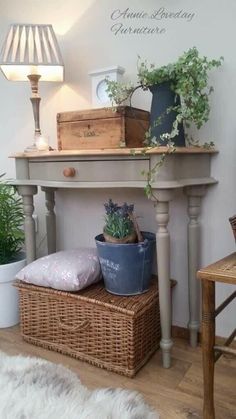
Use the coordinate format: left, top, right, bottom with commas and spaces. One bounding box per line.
0, 352, 159, 419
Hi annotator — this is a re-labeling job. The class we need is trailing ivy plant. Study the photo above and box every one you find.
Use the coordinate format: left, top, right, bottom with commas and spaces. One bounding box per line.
106, 47, 223, 145
0, 175, 24, 264
106, 47, 223, 199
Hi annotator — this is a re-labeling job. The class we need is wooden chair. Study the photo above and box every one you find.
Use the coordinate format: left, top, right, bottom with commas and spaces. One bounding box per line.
197, 254, 236, 419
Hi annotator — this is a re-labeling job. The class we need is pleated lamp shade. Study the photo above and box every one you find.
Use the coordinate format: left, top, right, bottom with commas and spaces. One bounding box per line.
0, 24, 64, 81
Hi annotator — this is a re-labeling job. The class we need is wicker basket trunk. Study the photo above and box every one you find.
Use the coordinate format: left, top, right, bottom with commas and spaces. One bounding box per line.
15, 280, 161, 377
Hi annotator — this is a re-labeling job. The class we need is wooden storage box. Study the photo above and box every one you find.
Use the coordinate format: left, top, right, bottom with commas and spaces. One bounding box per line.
57, 106, 150, 150
15, 280, 160, 377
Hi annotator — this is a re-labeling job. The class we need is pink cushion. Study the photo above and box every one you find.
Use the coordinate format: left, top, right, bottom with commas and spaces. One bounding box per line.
16, 248, 101, 291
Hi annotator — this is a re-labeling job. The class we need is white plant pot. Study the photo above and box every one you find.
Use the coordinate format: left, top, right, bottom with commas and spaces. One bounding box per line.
0, 253, 26, 328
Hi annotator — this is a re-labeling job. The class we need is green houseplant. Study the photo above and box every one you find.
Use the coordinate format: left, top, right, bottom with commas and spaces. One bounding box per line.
106, 47, 223, 147
95, 199, 156, 296
0, 175, 25, 327
0, 177, 24, 264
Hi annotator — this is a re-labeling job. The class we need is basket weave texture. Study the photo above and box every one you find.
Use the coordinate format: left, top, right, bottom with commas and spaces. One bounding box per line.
15, 280, 161, 377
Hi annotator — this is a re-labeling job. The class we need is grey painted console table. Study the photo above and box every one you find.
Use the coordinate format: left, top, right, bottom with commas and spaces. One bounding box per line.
11, 146, 217, 368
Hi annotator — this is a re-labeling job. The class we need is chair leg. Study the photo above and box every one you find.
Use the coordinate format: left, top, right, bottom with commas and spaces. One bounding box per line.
202, 280, 215, 419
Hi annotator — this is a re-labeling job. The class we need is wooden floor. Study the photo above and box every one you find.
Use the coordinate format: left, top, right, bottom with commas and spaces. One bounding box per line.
0, 326, 235, 418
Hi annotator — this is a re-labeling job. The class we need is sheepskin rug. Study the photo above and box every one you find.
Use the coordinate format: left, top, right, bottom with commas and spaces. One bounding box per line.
0, 351, 159, 419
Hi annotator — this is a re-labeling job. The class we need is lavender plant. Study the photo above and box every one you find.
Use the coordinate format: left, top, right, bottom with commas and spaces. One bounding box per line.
104, 199, 135, 239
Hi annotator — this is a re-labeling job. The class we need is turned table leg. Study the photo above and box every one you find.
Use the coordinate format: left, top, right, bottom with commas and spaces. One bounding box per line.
185, 186, 206, 347
41, 187, 57, 254
154, 189, 174, 368
202, 279, 215, 419
17, 185, 38, 264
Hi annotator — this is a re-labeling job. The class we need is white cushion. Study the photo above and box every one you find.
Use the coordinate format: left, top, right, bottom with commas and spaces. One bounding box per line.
16, 248, 101, 291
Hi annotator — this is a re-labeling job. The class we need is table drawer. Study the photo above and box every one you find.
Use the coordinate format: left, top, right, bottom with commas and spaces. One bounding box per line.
29, 159, 149, 182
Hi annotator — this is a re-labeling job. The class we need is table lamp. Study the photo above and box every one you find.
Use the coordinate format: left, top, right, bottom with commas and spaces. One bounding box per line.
0, 24, 64, 151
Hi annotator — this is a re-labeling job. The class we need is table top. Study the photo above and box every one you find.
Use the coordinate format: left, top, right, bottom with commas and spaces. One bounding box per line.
197, 253, 236, 284
11, 146, 218, 191
10, 146, 218, 159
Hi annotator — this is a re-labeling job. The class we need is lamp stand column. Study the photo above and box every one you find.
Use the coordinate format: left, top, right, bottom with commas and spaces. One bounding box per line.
154, 189, 174, 368
26, 74, 41, 151
184, 185, 206, 347
17, 185, 38, 264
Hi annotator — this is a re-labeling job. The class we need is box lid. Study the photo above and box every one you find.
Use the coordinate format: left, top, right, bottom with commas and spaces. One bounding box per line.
57, 106, 150, 123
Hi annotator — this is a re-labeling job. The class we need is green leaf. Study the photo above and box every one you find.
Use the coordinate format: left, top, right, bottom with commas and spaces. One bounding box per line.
0, 177, 24, 264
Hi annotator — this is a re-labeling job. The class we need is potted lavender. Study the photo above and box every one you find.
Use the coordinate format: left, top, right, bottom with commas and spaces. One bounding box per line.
95, 199, 156, 296
103, 200, 137, 244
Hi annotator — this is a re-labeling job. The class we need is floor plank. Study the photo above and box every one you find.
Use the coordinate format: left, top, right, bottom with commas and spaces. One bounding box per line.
0, 326, 235, 418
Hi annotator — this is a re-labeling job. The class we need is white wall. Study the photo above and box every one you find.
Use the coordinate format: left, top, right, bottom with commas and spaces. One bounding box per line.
0, 0, 235, 337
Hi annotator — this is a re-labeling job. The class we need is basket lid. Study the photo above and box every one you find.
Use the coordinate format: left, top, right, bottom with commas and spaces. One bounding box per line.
15, 278, 161, 316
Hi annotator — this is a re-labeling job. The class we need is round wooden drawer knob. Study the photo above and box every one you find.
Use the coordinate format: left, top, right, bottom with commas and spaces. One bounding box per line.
63, 167, 76, 177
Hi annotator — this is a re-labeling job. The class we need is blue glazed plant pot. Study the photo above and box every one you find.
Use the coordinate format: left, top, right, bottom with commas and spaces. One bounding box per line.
149, 81, 185, 146
95, 232, 156, 296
